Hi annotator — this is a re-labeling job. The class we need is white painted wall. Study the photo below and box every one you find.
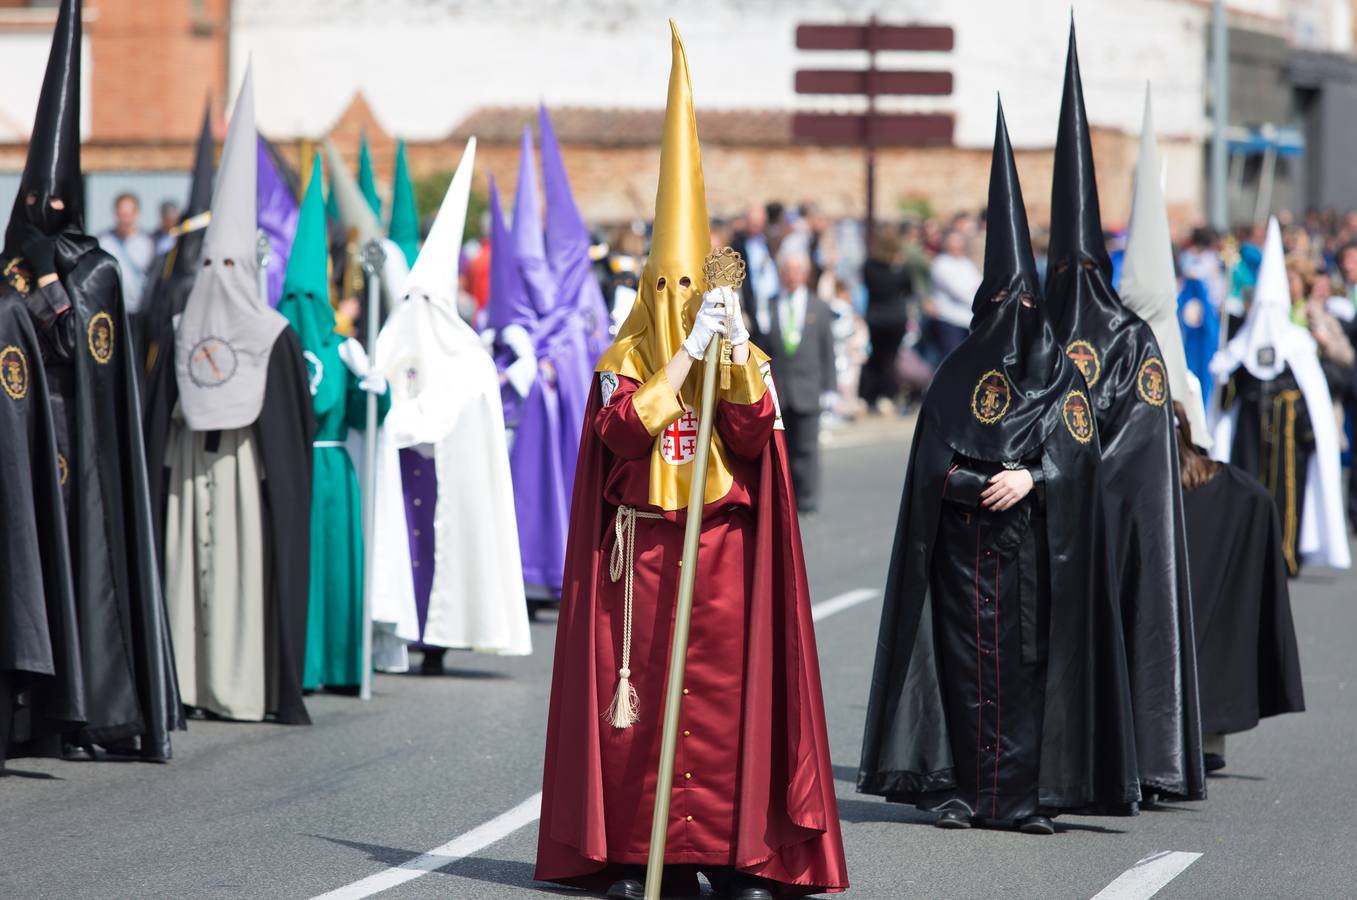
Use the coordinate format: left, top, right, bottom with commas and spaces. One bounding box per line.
228, 0, 1217, 149
0, 32, 92, 142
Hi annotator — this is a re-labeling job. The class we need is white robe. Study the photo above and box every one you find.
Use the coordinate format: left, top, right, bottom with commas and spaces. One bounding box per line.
163, 412, 267, 720
369, 296, 532, 658
1211, 344, 1350, 571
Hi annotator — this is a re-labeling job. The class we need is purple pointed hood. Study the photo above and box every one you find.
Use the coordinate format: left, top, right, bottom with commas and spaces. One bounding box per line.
511, 125, 556, 316
539, 105, 610, 358
488, 176, 535, 334
539, 105, 592, 279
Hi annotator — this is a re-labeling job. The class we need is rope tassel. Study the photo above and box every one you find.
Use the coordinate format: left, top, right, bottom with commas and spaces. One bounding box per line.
607, 505, 662, 729
606, 666, 641, 729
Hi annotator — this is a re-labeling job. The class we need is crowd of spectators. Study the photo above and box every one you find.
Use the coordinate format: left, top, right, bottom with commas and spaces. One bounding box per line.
580, 203, 1357, 436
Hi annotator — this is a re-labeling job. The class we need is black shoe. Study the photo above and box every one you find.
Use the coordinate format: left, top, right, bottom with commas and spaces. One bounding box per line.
934, 809, 972, 830
724, 874, 774, 900
1204, 752, 1227, 772
1017, 814, 1055, 835
606, 878, 644, 900
419, 649, 446, 676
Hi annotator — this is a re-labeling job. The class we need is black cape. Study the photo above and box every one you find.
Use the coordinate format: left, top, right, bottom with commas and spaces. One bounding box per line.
857, 408, 1140, 814
1048, 280, 1204, 800
4, 232, 182, 760
142, 325, 316, 725
1045, 22, 1204, 801
1183, 463, 1305, 735
0, 296, 84, 767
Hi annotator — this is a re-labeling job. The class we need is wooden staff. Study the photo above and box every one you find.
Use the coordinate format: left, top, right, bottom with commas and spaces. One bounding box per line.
644, 248, 745, 900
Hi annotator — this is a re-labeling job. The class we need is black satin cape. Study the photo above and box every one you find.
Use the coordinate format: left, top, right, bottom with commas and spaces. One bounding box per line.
6, 233, 182, 760
0, 297, 83, 767
142, 325, 316, 725
1182, 464, 1304, 735
858, 102, 1139, 814
1045, 22, 1205, 801
857, 409, 1140, 813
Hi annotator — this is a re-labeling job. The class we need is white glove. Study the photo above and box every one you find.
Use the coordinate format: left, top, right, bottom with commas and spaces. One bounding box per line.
711, 286, 750, 347
339, 338, 387, 395
501, 325, 539, 398
338, 338, 372, 378
359, 372, 389, 395
480, 327, 498, 350
682, 292, 729, 361
505, 357, 537, 398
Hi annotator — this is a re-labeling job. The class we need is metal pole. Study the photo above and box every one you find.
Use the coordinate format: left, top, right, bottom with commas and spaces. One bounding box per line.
1255, 144, 1277, 225
358, 239, 385, 702
1210, 0, 1229, 230
865, 14, 877, 247
642, 332, 722, 900
255, 230, 271, 306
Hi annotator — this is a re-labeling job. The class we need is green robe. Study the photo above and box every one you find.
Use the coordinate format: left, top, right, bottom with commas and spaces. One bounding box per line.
301, 348, 389, 690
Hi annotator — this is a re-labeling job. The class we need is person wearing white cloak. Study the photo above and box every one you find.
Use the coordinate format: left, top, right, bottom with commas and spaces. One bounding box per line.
369, 138, 532, 672
1211, 217, 1351, 575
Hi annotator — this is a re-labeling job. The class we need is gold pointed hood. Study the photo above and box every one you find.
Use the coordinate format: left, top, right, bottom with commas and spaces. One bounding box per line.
598, 20, 711, 389
595, 20, 767, 510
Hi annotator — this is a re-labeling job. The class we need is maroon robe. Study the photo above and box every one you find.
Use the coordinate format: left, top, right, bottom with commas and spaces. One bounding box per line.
536, 373, 848, 895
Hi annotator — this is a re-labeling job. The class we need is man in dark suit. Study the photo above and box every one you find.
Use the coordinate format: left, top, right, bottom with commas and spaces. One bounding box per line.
751, 246, 837, 512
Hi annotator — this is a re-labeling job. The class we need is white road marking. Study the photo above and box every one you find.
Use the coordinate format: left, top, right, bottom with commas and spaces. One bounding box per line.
309, 793, 542, 900
811, 587, 878, 622
310, 587, 873, 899
1090, 851, 1203, 900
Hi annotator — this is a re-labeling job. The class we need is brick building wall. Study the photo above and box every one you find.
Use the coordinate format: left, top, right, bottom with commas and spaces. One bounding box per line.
86, 0, 229, 142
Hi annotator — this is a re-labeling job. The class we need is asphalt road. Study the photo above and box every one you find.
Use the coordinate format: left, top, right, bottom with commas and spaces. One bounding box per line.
3, 416, 1354, 900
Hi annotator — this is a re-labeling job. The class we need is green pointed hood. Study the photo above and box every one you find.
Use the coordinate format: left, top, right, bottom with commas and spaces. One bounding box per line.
358, 133, 382, 218
278, 153, 345, 414
388, 139, 419, 266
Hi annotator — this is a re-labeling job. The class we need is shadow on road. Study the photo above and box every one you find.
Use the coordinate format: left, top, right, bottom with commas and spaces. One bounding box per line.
831, 764, 859, 784
308, 836, 580, 894
0, 767, 62, 780
834, 797, 934, 826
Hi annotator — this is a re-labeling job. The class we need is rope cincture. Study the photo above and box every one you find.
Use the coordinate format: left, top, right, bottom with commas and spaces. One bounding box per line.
606, 504, 664, 729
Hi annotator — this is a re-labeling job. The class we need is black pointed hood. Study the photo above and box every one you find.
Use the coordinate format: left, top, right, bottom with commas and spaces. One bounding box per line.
169, 98, 216, 279
5, 0, 83, 256
975, 101, 1042, 321
1048, 20, 1111, 280
185, 100, 215, 219
921, 99, 1080, 462
1044, 17, 1134, 348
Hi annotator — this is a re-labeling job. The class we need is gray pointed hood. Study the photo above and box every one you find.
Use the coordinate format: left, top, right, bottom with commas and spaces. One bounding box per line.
174, 63, 289, 431
1121, 85, 1211, 447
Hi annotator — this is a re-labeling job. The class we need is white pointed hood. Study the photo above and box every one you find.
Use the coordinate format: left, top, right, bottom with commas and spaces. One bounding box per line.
402, 137, 475, 315
1211, 217, 1313, 383
377, 136, 481, 446
1121, 85, 1211, 447
174, 63, 288, 431
370, 135, 532, 657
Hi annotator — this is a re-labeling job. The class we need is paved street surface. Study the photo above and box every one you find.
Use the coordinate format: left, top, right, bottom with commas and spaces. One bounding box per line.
3, 416, 1355, 899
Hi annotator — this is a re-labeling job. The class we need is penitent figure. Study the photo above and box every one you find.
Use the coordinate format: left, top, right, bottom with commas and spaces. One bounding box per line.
857, 101, 1140, 835
536, 21, 847, 900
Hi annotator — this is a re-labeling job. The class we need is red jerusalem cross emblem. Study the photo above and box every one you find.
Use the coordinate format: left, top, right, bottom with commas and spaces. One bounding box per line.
661, 408, 700, 465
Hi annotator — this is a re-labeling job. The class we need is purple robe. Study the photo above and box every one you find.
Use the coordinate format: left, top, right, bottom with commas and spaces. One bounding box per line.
399, 447, 438, 642
486, 132, 595, 598
256, 136, 299, 307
